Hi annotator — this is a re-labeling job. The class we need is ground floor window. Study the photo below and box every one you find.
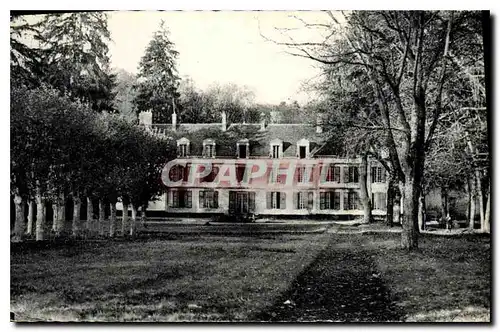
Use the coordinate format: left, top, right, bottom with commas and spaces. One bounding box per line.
320, 191, 341, 210
372, 192, 387, 210
168, 190, 192, 208
199, 190, 219, 209
294, 191, 313, 210
344, 190, 360, 210
266, 192, 286, 209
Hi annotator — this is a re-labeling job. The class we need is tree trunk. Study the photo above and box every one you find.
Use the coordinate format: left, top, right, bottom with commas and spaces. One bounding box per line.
98, 199, 106, 236
483, 180, 490, 233
26, 200, 35, 236
359, 154, 372, 224
12, 193, 25, 241
401, 179, 419, 250
418, 194, 426, 231
54, 192, 66, 237
109, 200, 117, 237
72, 193, 81, 236
393, 186, 402, 225
35, 187, 46, 241
386, 177, 396, 227
130, 205, 138, 237
121, 197, 130, 236
440, 186, 448, 223
51, 200, 58, 232
475, 169, 485, 230
469, 175, 476, 230
86, 196, 94, 234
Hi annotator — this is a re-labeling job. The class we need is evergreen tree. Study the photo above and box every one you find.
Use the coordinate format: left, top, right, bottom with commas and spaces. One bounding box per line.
38, 12, 115, 112
134, 20, 180, 124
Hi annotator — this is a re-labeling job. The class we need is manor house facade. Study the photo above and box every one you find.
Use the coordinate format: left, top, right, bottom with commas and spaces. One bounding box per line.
126, 110, 388, 219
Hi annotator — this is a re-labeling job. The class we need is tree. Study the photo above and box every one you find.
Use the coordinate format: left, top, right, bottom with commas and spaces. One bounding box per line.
265, 11, 477, 249
37, 12, 115, 112
113, 69, 138, 121
135, 20, 180, 124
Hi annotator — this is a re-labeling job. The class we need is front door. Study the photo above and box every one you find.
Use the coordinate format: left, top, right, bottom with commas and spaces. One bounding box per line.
229, 191, 256, 215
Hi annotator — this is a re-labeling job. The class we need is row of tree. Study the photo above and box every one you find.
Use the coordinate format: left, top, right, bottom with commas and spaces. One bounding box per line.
11, 13, 179, 241
268, 11, 490, 249
11, 83, 174, 241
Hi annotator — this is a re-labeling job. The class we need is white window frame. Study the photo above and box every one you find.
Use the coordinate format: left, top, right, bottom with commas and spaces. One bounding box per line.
177, 137, 190, 157
237, 139, 250, 158
203, 139, 216, 158
270, 139, 283, 159
297, 138, 310, 159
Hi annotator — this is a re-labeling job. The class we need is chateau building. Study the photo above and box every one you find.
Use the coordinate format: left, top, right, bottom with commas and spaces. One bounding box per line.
127, 111, 388, 219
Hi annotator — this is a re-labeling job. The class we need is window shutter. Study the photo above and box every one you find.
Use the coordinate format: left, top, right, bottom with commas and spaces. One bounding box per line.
229, 191, 235, 212
334, 191, 340, 210
199, 191, 205, 208
320, 192, 325, 210
213, 191, 219, 208
343, 191, 348, 210
280, 192, 286, 209
293, 193, 298, 210
307, 192, 314, 210
343, 167, 349, 183
249, 192, 256, 212
354, 167, 359, 183
266, 192, 272, 209
186, 191, 192, 208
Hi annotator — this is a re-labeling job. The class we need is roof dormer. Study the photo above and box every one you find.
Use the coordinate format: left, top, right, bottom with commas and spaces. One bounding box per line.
297, 138, 310, 159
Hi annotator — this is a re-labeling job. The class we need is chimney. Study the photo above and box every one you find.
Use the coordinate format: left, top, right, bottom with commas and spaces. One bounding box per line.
260, 112, 266, 131
316, 116, 323, 134
221, 111, 227, 131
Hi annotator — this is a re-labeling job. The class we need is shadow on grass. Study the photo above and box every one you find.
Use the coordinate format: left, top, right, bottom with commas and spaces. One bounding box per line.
253, 239, 405, 322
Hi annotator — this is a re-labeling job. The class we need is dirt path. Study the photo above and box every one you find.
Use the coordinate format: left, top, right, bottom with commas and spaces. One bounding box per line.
254, 234, 404, 322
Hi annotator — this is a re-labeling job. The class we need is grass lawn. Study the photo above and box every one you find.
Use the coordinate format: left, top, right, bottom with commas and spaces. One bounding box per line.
11, 227, 490, 322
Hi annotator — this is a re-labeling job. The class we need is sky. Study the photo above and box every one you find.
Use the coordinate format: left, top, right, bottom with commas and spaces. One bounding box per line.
107, 11, 331, 104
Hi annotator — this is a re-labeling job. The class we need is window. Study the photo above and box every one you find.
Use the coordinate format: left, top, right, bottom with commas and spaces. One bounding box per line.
177, 138, 190, 157
203, 139, 216, 158
371, 166, 386, 183
272, 145, 280, 158
372, 192, 387, 210
169, 164, 190, 182
295, 192, 313, 210
299, 146, 307, 159
237, 139, 249, 158
169, 190, 192, 208
178, 144, 188, 157
344, 166, 359, 183
229, 191, 256, 214
344, 190, 360, 210
297, 166, 306, 183
296, 138, 310, 159
320, 191, 341, 210
199, 190, 219, 209
326, 165, 341, 183
266, 192, 286, 209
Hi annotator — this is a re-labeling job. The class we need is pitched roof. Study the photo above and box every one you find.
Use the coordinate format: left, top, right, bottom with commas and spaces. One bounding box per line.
148, 121, 337, 157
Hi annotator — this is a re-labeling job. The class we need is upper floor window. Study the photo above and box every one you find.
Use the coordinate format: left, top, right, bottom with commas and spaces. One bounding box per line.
371, 166, 386, 183
297, 138, 310, 159
344, 166, 359, 183
270, 139, 283, 159
199, 190, 219, 209
266, 192, 286, 209
326, 165, 341, 183
177, 137, 190, 157
203, 139, 216, 158
237, 139, 249, 158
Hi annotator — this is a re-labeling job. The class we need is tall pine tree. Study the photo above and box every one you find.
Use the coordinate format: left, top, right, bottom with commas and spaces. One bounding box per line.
134, 20, 180, 124
38, 12, 115, 112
